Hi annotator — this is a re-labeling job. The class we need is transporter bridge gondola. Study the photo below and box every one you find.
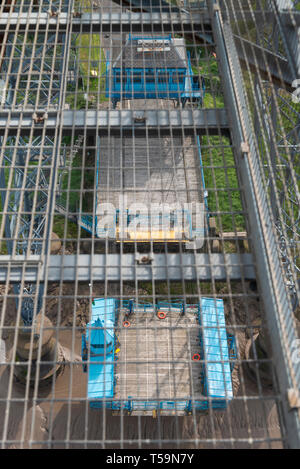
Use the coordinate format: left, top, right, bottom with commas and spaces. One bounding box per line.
106, 34, 204, 108
82, 297, 236, 415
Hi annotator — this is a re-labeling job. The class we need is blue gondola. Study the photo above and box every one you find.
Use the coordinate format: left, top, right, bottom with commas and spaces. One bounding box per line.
106, 34, 204, 108
82, 297, 236, 413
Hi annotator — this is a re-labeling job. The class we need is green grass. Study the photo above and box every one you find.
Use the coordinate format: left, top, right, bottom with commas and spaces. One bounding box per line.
0, 231, 8, 255
59, 154, 84, 212
58, 150, 95, 213
138, 281, 209, 297
203, 92, 224, 108
192, 51, 224, 108
137, 280, 244, 297
66, 34, 107, 109
200, 136, 245, 232
190, 50, 243, 232
77, 34, 106, 85
52, 215, 80, 241
74, 0, 93, 13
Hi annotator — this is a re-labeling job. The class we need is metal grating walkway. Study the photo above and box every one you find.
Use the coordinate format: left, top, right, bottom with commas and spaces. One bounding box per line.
0, 0, 299, 449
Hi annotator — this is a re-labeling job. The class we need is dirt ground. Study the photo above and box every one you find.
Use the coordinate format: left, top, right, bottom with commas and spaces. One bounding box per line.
0, 342, 282, 448
0, 280, 286, 448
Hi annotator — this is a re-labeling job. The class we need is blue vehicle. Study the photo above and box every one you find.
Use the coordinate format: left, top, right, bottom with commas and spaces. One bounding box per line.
106, 34, 204, 108
82, 297, 236, 415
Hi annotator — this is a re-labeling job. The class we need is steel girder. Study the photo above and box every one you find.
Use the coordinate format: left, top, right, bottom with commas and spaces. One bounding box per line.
0, 0, 73, 325
209, 1, 300, 447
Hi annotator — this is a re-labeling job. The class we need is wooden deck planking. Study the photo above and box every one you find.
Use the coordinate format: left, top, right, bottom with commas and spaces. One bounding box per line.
97, 132, 203, 209
114, 308, 203, 401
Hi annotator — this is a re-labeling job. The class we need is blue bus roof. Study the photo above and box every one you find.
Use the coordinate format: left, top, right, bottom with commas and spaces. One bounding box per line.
87, 298, 116, 400
200, 298, 233, 400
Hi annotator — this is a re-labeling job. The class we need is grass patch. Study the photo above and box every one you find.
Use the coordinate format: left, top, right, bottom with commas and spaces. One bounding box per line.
58, 150, 95, 213
137, 281, 242, 297
74, 0, 93, 13
200, 136, 245, 232
77, 34, 106, 86
66, 34, 107, 109
192, 51, 224, 108
203, 92, 224, 108
52, 215, 80, 241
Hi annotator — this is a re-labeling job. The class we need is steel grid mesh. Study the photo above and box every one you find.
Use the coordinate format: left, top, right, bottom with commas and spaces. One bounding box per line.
0, 0, 299, 449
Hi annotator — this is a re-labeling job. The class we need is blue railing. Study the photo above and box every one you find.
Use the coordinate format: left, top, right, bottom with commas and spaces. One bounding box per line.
86, 298, 235, 412
121, 300, 193, 314
79, 214, 94, 233
106, 35, 204, 106
227, 333, 237, 371
90, 398, 230, 412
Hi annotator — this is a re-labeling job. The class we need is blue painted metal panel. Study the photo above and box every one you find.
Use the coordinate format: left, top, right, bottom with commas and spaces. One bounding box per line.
106, 35, 203, 104
122, 300, 155, 312
109, 67, 187, 100
227, 333, 237, 371
182, 50, 202, 102
200, 297, 233, 402
86, 298, 117, 401
78, 214, 94, 234
84, 298, 234, 411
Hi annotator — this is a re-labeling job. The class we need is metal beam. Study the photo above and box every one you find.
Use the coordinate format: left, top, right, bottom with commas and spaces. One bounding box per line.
2, 10, 298, 33
226, 11, 300, 28
234, 35, 294, 90
112, 0, 181, 12
0, 253, 256, 282
0, 11, 212, 33
2, 10, 296, 87
210, 2, 300, 448
220, 1, 299, 88
0, 0, 75, 325
112, 0, 298, 86
0, 109, 229, 136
